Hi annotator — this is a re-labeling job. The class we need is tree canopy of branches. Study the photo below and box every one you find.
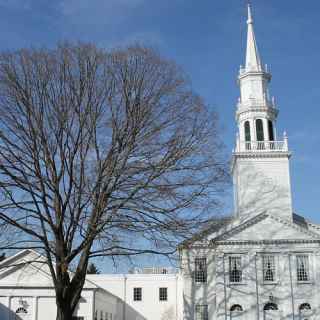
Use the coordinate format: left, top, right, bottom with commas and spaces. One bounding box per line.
0, 43, 228, 320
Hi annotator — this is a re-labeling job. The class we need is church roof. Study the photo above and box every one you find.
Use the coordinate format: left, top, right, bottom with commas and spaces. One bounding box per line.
179, 212, 320, 248
293, 212, 320, 232
178, 216, 233, 248
0, 249, 98, 290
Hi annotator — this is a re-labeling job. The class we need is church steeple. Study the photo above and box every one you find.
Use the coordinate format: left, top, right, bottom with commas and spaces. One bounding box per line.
245, 4, 262, 72
232, 4, 293, 221
236, 3, 276, 143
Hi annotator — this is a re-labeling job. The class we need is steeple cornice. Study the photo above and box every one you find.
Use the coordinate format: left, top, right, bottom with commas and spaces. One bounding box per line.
235, 103, 278, 123
238, 68, 271, 80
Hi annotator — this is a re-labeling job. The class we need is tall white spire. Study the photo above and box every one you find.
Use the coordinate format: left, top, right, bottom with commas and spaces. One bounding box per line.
245, 4, 262, 71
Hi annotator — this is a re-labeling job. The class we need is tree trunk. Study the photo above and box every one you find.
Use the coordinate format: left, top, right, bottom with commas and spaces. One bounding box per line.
56, 297, 74, 320
54, 247, 89, 320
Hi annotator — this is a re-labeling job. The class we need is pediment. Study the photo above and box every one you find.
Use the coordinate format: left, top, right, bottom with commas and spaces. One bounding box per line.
0, 251, 53, 287
209, 213, 320, 243
0, 249, 97, 289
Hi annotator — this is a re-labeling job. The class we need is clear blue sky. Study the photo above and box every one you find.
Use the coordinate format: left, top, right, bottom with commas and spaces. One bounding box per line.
1, 0, 319, 269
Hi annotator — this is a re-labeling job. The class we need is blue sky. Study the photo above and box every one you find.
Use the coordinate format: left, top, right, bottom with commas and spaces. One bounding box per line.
0, 0, 319, 269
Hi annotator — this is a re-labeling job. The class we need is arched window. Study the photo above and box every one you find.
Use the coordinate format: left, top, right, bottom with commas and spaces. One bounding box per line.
264, 303, 278, 311
244, 121, 251, 141
256, 119, 264, 141
299, 303, 311, 311
230, 305, 243, 312
299, 303, 312, 320
15, 307, 28, 314
268, 120, 274, 141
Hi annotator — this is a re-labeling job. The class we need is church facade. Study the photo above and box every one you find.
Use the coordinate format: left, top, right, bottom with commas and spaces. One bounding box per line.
0, 5, 319, 320
180, 5, 320, 320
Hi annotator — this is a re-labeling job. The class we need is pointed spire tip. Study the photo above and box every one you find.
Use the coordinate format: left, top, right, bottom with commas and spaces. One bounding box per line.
247, 3, 253, 24
245, 2, 262, 71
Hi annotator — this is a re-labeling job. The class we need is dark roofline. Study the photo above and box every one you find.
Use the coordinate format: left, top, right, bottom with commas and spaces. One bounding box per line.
178, 215, 234, 249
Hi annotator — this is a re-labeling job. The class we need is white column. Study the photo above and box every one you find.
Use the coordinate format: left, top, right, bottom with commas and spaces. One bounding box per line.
239, 120, 245, 142
222, 254, 228, 320
7, 296, 11, 320
215, 253, 227, 320
262, 118, 269, 141
314, 251, 320, 316
32, 296, 38, 320
123, 275, 127, 320
287, 253, 295, 320
252, 118, 257, 141
249, 119, 254, 141
254, 254, 260, 320
175, 274, 178, 320
274, 121, 278, 140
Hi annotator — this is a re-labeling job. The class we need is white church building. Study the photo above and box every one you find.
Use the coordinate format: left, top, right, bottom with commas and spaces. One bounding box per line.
0, 5, 319, 320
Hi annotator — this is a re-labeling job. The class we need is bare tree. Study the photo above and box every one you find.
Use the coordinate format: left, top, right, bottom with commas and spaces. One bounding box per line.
0, 43, 228, 320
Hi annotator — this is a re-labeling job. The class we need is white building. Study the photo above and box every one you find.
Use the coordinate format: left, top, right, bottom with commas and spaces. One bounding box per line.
87, 272, 183, 320
0, 4, 319, 320
0, 250, 183, 320
180, 4, 320, 320
0, 249, 123, 320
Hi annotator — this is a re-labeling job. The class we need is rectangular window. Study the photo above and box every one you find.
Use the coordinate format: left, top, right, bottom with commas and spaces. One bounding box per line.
297, 255, 309, 282
72, 318, 84, 320
195, 304, 208, 320
229, 256, 242, 283
159, 287, 168, 301
100, 311, 103, 320
263, 255, 276, 282
133, 287, 142, 301
105, 312, 108, 320
194, 257, 207, 283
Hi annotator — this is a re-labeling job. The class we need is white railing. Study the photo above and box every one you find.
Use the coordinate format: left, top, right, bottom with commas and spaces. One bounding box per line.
129, 267, 178, 274
235, 140, 288, 152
